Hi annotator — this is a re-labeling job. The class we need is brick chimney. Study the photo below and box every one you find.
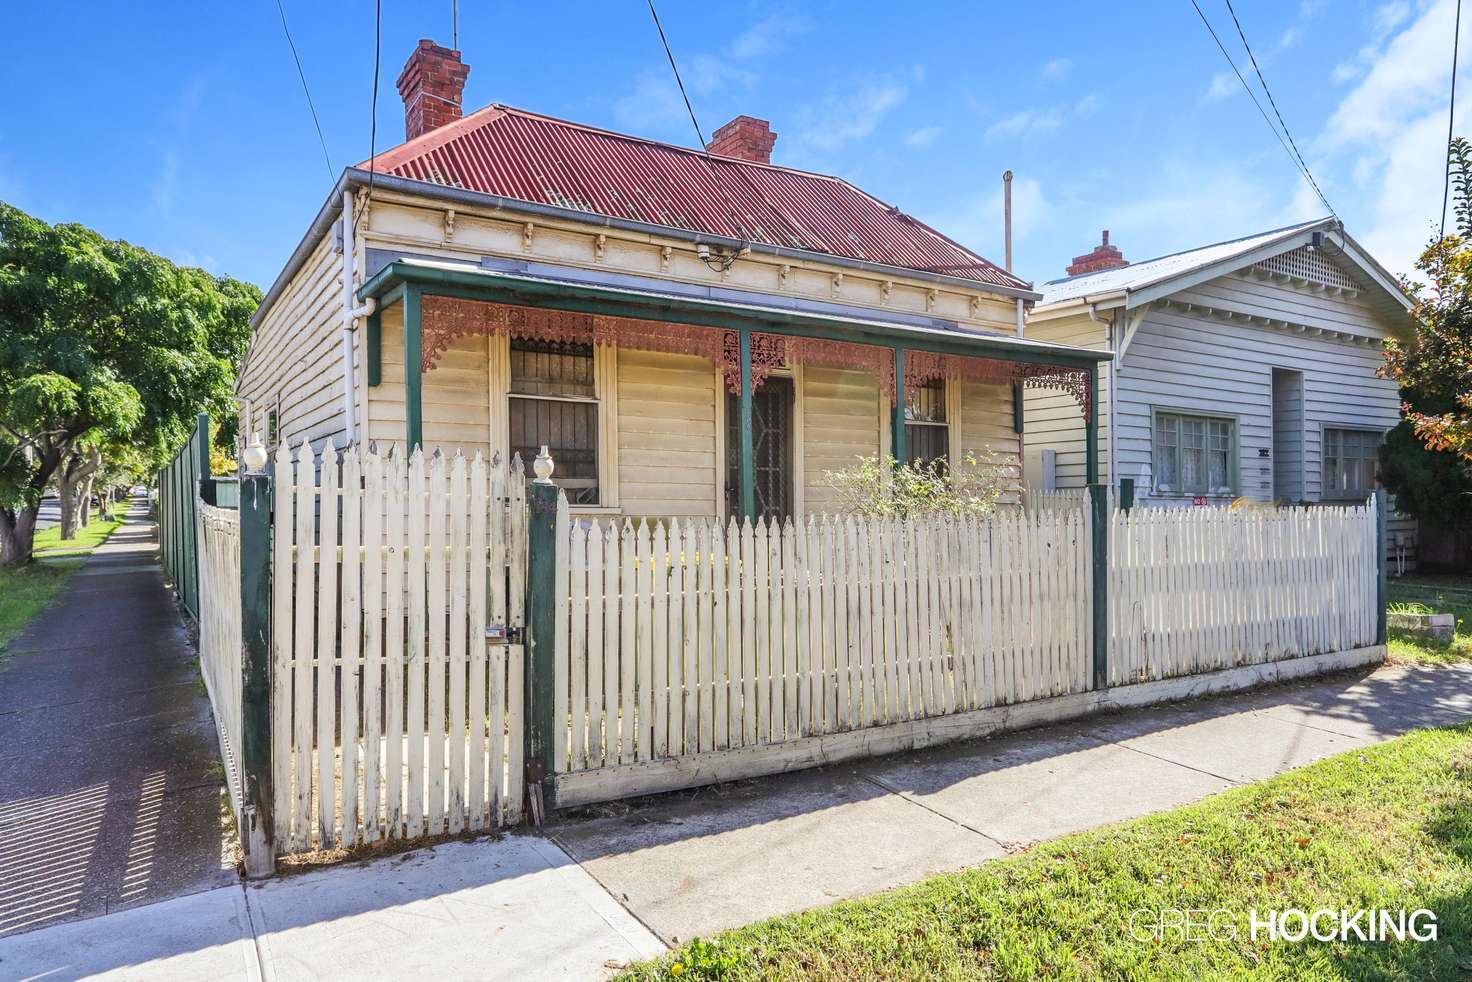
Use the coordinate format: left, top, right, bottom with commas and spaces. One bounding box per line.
706, 115, 777, 164
396, 40, 471, 141
1066, 230, 1129, 276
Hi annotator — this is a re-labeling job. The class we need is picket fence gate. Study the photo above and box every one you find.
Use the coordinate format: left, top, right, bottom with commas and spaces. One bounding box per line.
196, 499, 245, 827
270, 443, 528, 853
1107, 500, 1379, 686
551, 498, 1093, 779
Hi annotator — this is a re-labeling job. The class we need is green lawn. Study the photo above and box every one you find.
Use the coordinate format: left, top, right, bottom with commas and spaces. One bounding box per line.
1, 504, 128, 669
32, 502, 127, 559
621, 724, 1472, 981
1387, 575, 1472, 667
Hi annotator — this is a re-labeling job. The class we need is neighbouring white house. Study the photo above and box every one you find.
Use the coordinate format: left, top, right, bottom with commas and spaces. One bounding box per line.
1022, 220, 1418, 517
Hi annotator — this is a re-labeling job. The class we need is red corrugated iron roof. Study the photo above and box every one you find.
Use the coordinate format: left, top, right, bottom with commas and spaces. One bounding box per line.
361, 105, 1026, 290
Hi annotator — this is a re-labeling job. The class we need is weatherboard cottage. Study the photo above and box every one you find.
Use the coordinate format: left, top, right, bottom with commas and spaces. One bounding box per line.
235, 39, 1108, 521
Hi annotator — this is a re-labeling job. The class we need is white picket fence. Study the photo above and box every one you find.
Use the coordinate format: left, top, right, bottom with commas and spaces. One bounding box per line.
552, 500, 1093, 777
270, 443, 527, 854
1107, 500, 1379, 685
196, 499, 245, 825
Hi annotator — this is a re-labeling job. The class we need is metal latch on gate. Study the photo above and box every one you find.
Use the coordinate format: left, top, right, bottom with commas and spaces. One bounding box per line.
486, 623, 523, 645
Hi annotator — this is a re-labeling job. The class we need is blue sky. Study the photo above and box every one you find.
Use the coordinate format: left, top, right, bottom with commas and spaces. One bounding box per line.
2, 1, 1462, 292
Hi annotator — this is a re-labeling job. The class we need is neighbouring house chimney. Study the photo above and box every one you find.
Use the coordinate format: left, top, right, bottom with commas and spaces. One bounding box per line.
706, 115, 777, 164
397, 39, 470, 141
1066, 230, 1129, 276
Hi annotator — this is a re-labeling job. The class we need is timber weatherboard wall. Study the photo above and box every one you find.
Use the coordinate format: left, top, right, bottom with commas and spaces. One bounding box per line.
236, 233, 352, 450
1025, 266, 1399, 503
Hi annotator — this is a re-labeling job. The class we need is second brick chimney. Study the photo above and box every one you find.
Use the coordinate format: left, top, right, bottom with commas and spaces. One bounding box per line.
397, 40, 471, 141
706, 115, 777, 164
1066, 230, 1129, 276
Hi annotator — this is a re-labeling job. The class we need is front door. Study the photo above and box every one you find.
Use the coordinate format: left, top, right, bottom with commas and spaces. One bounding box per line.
726, 377, 794, 523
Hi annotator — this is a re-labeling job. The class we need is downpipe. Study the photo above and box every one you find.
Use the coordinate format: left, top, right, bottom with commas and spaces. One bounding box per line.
341, 191, 377, 446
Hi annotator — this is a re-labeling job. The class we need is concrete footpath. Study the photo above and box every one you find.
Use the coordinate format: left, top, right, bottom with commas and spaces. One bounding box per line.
1, 653, 1468, 978
0, 497, 234, 938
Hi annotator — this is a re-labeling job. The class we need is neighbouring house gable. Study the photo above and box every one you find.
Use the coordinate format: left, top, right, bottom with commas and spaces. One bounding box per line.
1025, 220, 1412, 502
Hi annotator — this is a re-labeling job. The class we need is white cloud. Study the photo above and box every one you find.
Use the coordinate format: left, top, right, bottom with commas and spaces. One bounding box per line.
1041, 58, 1072, 83
905, 125, 942, 148
1314, 0, 1464, 275
1276, 27, 1302, 52
985, 107, 1064, 141
613, 55, 757, 134
1332, 60, 1363, 83
798, 82, 908, 150
1203, 70, 1238, 103
728, 14, 812, 61
1373, 0, 1413, 33
1074, 92, 1102, 117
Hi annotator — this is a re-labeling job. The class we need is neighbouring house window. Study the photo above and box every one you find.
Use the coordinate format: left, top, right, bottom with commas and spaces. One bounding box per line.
1153, 411, 1235, 495
267, 406, 279, 447
904, 379, 949, 470
1323, 427, 1381, 498
509, 338, 599, 505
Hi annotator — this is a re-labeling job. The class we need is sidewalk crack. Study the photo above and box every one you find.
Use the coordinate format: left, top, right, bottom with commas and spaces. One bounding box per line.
1109, 742, 1243, 786
858, 774, 1011, 851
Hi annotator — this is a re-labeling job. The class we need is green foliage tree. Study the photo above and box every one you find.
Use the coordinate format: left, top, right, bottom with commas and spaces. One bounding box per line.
1383, 137, 1472, 463
0, 201, 259, 564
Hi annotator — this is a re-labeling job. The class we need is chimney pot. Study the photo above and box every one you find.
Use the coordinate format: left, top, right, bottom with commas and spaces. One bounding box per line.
707, 115, 777, 164
1066, 229, 1128, 276
397, 39, 470, 141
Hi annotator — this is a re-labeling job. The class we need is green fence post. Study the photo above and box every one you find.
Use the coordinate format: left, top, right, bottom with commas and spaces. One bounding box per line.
1119, 477, 1135, 512
891, 346, 907, 466
1375, 488, 1388, 646
737, 329, 755, 522
238, 450, 275, 877
524, 448, 558, 822
1090, 482, 1109, 690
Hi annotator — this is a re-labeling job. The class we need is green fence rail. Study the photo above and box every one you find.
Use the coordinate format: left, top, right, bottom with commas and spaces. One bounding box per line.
156, 413, 210, 619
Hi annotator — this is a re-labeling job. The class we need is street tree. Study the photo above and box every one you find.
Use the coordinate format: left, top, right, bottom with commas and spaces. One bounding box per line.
0, 201, 258, 564
1384, 137, 1472, 463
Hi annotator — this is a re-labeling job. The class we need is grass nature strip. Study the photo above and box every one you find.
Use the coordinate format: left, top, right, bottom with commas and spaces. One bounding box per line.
620, 723, 1472, 981
32, 502, 127, 558
1387, 576, 1472, 668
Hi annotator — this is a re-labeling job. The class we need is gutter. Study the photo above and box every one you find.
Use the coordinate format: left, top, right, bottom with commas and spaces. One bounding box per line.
358, 259, 1111, 369
250, 168, 1042, 332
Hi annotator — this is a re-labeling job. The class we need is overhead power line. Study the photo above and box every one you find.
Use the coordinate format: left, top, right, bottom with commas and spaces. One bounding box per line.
1221, 0, 1337, 220
273, 0, 334, 182
643, 0, 753, 259
354, 0, 382, 239
1442, 0, 1463, 239
1188, 0, 1337, 220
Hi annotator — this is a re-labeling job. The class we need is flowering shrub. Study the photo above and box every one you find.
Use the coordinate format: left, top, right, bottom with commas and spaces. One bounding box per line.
822, 450, 1011, 519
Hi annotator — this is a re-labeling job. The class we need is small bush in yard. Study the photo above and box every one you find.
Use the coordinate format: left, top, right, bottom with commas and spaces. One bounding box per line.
823, 450, 1010, 520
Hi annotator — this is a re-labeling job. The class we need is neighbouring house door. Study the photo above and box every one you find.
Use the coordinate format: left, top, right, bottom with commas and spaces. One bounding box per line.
726, 377, 794, 523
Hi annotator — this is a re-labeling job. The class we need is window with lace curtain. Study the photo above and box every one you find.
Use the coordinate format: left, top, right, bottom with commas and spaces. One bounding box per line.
1153, 410, 1236, 496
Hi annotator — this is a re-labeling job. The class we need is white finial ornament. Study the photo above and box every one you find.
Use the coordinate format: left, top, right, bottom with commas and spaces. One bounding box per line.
532, 445, 554, 484
243, 433, 268, 473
